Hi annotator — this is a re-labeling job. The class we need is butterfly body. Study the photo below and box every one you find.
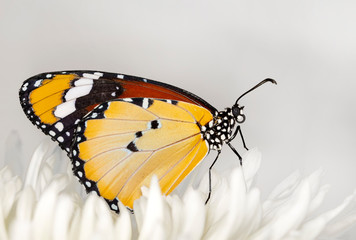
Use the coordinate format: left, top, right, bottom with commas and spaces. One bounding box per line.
19, 70, 276, 212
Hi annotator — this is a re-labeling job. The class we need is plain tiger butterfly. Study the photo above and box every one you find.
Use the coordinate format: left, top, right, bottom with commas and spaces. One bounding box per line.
19, 70, 276, 213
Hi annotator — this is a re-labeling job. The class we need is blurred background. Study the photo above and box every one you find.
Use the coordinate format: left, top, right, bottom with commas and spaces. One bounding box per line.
1, 0, 355, 236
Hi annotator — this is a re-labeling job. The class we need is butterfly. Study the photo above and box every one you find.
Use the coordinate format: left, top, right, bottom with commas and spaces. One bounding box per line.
19, 70, 276, 213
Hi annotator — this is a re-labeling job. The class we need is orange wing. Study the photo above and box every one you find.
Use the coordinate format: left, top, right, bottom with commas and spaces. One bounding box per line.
70, 98, 213, 211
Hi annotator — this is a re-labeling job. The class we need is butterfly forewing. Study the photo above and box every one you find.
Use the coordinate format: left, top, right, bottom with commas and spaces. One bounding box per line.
19, 72, 123, 152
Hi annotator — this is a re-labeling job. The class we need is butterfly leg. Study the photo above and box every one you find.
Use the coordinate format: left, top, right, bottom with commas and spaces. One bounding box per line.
238, 126, 249, 151
205, 150, 221, 204
230, 126, 249, 151
227, 142, 243, 166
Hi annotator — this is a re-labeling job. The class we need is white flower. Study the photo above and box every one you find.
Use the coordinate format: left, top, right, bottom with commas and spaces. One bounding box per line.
1, 134, 356, 240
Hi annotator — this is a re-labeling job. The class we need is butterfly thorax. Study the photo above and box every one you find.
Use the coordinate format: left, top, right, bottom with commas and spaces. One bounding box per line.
201, 108, 236, 151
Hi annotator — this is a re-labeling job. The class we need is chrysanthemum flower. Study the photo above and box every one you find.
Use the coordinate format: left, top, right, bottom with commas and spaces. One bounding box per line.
1, 134, 356, 240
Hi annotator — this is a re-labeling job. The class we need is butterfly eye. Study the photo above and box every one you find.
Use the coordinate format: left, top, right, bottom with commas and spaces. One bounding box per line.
236, 114, 245, 123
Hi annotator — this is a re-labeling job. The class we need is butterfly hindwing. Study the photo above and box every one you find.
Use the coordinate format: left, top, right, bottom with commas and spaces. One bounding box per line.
70, 98, 213, 210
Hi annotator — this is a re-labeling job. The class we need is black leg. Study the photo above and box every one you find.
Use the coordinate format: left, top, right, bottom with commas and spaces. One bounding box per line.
238, 126, 249, 151
205, 150, 221, 204
227, 142, 243, 166
229, 126, 249, 151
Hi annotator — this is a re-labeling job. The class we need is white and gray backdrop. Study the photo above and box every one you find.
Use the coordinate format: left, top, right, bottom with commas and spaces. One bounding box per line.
1, 0, 355, 236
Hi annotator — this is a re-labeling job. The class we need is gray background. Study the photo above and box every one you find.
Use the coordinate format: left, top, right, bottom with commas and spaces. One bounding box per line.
1, 0, 355, 235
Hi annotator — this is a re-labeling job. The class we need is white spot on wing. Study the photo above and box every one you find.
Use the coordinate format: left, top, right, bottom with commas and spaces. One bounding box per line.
74, 78, 94, 86
46, 74, 52, 78
94, 72, 103, 77
83, 73, 100, 79
34, 79, 42, 87
117, 74, 124, 79
57, 136, 64, 142
64, 85, 93, 101
142, 98, 149, 109
54, 122, 64, 132
54, 100, 76, 118
49, 130, 56, 136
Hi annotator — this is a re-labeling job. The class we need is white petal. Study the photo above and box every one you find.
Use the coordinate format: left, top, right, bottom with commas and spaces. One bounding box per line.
0, 166, 14, 182
93, 195, 115, 238
254, 180, 312, 239
237, 188, 262, 239
2, 176, 21, 218
114, 202, 132, 240
177, 187, 205, 240
241, 148, 262, 188
32, 179, 67, 239
78, 194, 99, 240
306, 190, 356, 239
205, 167, 249, 239
53, 195, 76, 240
24, 141, 53, 190
137, 176, 170, 240
15, 186, 36, 221
0, 200, 8, 240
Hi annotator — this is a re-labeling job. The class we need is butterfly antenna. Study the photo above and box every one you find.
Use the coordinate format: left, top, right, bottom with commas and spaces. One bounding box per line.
235, 78, 277, 104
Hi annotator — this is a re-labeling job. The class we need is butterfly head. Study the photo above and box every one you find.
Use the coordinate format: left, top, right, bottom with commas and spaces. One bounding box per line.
232, 104, 245, 124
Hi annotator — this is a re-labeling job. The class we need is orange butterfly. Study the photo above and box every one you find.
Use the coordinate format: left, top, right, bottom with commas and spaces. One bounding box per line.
19, 71, 276, 212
